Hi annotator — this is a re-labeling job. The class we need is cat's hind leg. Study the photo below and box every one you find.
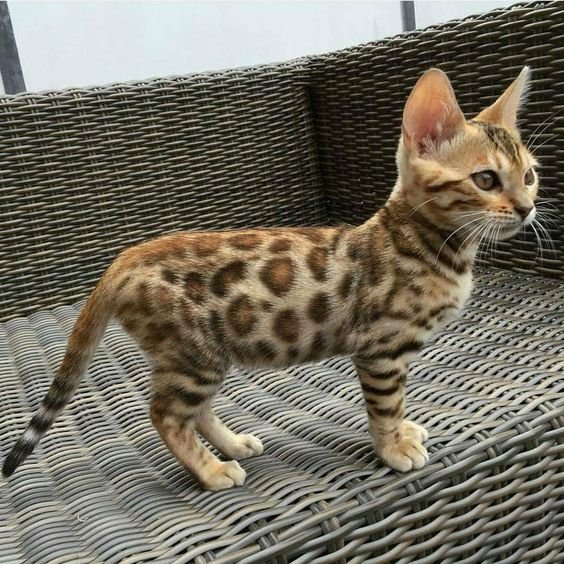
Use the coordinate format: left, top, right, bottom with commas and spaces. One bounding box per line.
150, 368, 246, 490
196, 405, 263, 460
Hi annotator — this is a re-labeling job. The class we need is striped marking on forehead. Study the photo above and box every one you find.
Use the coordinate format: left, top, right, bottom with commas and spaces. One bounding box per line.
471, 120, 522, 165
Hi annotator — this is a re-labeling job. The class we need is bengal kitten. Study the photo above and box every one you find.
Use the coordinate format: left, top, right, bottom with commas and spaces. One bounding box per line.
3, 68, 539, 490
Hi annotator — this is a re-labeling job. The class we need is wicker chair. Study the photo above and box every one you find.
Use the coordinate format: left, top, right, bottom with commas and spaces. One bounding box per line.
1, 2, 562, 562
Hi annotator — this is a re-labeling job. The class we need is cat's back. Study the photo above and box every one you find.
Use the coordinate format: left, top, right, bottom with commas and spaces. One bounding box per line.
112, 226, 347, 294
107, 225, 355, 366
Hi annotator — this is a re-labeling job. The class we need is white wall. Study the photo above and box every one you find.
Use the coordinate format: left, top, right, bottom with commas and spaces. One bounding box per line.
9, 1, 402, 92
415, 0, 514, 28
9, 0, 515, 93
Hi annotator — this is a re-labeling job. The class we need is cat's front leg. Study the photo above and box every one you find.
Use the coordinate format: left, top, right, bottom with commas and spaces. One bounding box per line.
353, 356, 429, 472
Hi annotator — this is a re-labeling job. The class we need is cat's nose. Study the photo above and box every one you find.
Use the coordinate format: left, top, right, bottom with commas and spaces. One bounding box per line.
515, 205, 533, 220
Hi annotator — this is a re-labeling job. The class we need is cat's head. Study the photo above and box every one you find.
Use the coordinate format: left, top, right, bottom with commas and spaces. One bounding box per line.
395, 67, 538, 241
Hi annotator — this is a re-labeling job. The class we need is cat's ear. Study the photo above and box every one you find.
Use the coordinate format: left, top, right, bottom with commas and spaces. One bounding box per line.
476, 67, 530, 130
402, 68, 465, 154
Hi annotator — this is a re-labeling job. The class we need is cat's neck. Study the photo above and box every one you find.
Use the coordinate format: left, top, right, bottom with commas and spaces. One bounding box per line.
361, 194, 479, 273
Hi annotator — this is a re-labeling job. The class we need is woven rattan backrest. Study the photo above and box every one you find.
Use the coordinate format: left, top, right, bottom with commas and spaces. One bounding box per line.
309, 0, 564, 278
0, 64, 327, 320
1, 2, 562, 322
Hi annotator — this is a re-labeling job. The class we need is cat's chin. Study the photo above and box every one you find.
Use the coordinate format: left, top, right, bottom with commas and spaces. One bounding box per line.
495, 225, 521, 241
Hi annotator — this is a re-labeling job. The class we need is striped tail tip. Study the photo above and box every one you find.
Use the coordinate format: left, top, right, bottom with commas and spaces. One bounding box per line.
2, 440, 35, 478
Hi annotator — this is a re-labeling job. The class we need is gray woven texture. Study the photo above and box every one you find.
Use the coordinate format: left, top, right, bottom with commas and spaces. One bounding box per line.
2, 269, 563, 562
310, 0, 564, 278
1, 1, 563, 322
1, 1, 563, 562
0, 64, 326, 321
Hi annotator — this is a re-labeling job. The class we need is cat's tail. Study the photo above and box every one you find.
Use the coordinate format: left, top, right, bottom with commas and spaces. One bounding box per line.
2, 277, 113, 478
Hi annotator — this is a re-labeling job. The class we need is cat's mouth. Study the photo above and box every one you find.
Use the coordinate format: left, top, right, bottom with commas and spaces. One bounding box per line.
495, 224, 522, 240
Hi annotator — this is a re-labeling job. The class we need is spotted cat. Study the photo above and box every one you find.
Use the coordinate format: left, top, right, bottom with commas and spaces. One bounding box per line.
3, 68, 539, 490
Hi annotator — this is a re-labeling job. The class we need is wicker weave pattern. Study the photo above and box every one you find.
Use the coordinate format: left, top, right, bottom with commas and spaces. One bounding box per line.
1, 269, 562, 562
0, 65, 326, 321
0, 2, 563, 562
309, 1, 564, 278
1, 3, 563, 323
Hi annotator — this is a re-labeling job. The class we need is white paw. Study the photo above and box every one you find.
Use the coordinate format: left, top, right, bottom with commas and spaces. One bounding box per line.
227, 434, 264, 460
402, 420, 429, 443
201, 460, 247, 491
377, 433, 429, 472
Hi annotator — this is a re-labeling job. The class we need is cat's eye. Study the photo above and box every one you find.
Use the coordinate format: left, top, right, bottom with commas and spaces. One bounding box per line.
524, 168, 536, 186
471, 170, 500, 191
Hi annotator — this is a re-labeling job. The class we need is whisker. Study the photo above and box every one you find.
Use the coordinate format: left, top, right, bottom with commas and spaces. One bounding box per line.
489, 224, 501, 260
451, 211, 486, 217
477, 224, 493, 265
535, 203, 559, 214
536, 203, 558, 210
526, 111, 559, 151
535, 209, 559, 219
452, 219, 486, 267
490, 223, 503, 262
468, 219, 494, 267
409, 197, 439, 216
473, 223, 487, 259
527, 111, 555, 141
434, 216, 484, 267
535, 203, 559, 213
481, 221, 497, 264
527, 127, 553, 153
530, 134, 558, 155
533, 219, 556, 254
530, 222, 544, 265
535, 212, 558, 230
